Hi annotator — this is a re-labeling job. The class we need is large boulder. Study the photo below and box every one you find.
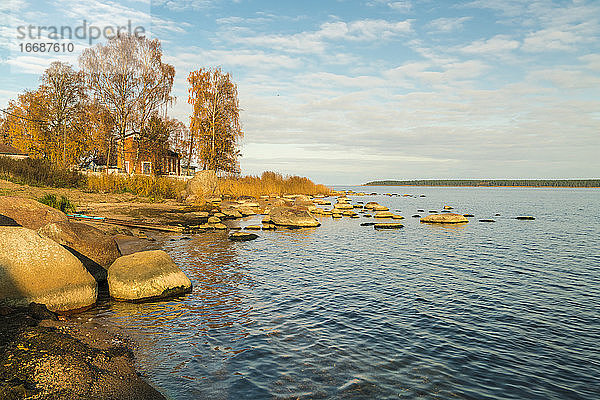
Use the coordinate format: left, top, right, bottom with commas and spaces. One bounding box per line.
0, 196, 68, 230
185, 170, 220, 203
269, 206, 320, 228
420, 213, 469, 224
0, 227, 97, 312
108, 250, 192, 302
38, 221, 121, 283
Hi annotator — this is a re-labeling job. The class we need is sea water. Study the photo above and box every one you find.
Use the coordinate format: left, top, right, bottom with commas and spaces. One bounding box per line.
82, 186, 600, 399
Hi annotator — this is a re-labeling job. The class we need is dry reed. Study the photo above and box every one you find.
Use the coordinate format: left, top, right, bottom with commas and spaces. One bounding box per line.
219, 171, 332, 198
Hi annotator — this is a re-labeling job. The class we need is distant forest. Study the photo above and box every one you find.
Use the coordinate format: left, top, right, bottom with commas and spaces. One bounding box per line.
364, 179, 600, 188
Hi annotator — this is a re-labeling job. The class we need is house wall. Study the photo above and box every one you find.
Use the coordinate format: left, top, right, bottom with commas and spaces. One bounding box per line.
117, 136, 181, 175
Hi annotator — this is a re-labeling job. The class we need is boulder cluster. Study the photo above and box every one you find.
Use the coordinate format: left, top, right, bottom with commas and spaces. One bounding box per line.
1, 197, 192, 312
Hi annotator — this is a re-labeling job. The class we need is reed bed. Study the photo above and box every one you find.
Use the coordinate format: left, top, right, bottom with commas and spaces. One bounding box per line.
219, 171, 332, 198
86, 174, 186, 200
0, 157, 86, 188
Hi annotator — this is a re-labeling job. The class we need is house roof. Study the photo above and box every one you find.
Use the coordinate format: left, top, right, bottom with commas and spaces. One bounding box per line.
0, 143, 27, 155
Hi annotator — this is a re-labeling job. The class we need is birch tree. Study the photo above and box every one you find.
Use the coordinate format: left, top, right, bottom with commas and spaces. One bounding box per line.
188, 67, 243, 174
79, 34, 175, 166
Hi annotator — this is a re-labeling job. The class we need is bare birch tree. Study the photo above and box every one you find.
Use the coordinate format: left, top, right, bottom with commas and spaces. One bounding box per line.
79, 34, 175, 168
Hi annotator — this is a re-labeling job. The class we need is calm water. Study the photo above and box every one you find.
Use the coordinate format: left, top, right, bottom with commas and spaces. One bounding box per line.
81, 186, 600, 399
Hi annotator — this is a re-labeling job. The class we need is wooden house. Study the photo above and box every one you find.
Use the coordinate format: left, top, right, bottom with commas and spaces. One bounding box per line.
116, 132, 181, 175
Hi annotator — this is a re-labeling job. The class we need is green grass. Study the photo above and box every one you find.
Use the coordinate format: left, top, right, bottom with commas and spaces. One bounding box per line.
38, 194, 76, 213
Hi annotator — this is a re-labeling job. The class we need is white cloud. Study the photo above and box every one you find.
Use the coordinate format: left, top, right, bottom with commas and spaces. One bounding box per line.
428, 16, 471, 33
460, 35, 520, 54
522, 28, 583, 52
225, 19, 412, 55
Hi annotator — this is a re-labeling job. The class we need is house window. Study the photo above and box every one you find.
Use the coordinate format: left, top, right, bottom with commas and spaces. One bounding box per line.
142, 161, 152, 175
124, 161, 130, 174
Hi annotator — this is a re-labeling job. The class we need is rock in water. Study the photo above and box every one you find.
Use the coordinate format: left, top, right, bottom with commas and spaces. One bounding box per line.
516, 216, 535, 220
374, 223, 404, 229
373, 211, 394, 218
0, 227, 97, 312
0, 196, 68, 230
229, 232, 259, 241
38, 221, 121, 283
185, 170, 220, 203
108, 250, 192, 302
269, 206, 320, 227
420, 213, 469, 224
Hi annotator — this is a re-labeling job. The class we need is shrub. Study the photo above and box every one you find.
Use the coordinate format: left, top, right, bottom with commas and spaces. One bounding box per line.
0, 157, 86, 188
38, 194, 76, 213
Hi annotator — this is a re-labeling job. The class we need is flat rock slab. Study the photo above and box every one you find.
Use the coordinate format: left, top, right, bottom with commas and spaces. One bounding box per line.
420, 213, 469, 224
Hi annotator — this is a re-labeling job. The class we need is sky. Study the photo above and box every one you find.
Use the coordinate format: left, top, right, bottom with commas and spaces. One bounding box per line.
0, 0, 599, 185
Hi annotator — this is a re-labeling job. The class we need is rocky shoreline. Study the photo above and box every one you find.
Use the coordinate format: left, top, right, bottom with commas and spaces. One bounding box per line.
0, 303, 166, 400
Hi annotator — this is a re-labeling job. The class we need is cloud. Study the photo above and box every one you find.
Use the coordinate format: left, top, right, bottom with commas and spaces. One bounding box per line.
367, 0, 412, 12
225, 19, 412, 55
460, 35, 520, 54
522, 28, 583, 52
428, 16, 471, 33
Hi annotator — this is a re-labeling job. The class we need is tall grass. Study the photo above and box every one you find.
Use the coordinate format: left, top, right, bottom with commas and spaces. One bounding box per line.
219, 171, 332, 198
86, 173, 186, 200
0, 157, 86, 188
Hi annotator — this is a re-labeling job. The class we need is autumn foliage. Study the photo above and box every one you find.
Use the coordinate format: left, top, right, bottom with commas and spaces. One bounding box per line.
188, 67, 243, 174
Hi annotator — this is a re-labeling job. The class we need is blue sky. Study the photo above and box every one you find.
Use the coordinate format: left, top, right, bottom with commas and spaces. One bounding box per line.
1, 0, 599, 184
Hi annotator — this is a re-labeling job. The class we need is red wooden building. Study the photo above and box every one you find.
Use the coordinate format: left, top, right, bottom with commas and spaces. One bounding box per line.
116, 133, 181, 175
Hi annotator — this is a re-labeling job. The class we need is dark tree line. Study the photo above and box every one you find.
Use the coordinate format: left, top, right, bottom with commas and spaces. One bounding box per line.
364, 179, 600, 188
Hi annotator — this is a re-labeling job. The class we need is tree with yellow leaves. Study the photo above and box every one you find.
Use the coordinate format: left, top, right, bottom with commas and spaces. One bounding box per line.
188, 67, 243, 174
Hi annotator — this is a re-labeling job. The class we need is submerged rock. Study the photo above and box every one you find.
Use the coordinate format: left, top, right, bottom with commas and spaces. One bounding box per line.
269, 206, 320, 227
374, 223, 404, 229
108, 250, 192, 302
420, 213, 469, 224
0, 196, 68, 230
479, 219, 496, 222
516, 216, 535, 220
0, 227, 97, 312
38, 221, 121, 283
463, 214, 475, 217
229, 231, 259, 242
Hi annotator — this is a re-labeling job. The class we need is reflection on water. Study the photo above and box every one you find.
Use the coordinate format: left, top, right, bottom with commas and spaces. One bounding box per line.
82, 187, 600, 400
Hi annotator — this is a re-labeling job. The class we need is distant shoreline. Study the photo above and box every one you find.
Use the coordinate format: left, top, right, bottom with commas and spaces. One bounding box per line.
363, 179, 600, 188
